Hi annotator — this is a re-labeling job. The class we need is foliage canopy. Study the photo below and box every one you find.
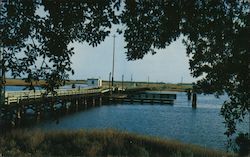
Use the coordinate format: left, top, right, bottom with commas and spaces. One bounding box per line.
0, 0, 249, 148
121, 1, 249, 141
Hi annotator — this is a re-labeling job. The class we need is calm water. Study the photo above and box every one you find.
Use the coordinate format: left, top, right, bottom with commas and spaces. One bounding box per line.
33, 92, 248, 150
5, 86, 42, 91
4, 86, 249, 150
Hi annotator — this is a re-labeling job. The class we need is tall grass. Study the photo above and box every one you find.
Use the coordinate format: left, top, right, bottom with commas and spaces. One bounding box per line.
0, 129, 236, 157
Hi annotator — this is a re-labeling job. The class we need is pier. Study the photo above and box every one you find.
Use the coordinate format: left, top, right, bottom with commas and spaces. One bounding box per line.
0, 88, 110, 127
110, 92, 176, 104
0, 87, 177, 127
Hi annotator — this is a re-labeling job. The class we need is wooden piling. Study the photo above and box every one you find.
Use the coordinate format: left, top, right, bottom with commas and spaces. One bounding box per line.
16, 108, 21, 126
99, 97, 102, 106
192, 93, 197, 108
66, 104, 69, 113
187, 90, 191, 100
36, 110, 41, 122
75, 99, 79, 112
1, 88, 107, 126
92, 97, 95, 107
84, 98, 88, 109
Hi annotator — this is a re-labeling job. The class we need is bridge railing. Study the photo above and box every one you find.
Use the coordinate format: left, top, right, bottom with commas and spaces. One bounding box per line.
4, 88, 103, 105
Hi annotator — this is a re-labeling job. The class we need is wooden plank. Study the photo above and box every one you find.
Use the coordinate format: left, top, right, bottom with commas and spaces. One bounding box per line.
4, 88, 102, 105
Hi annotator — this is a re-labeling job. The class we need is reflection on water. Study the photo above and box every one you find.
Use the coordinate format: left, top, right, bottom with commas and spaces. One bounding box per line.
35, 105, 228, 150
33, 92, 248, 151
3, 87, 249, 150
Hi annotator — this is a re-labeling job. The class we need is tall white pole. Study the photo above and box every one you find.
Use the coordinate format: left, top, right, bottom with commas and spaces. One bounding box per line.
148, 76, 149, 86
111, 34, 116, 87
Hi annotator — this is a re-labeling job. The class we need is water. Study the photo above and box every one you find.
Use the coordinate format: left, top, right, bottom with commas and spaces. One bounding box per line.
37, 104, 226, 149
4, 87, 249, 150
32, 92, 248, 151
5, 86, 42, 91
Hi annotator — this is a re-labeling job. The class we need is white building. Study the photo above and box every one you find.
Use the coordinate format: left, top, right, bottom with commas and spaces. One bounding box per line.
87, 78, 102, 88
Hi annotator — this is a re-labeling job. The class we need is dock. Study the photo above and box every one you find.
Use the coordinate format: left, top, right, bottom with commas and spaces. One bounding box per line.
0, 87, 177, 127
110, 92, 177, 104
0, 88, 110, 127
4, 88, 107, 105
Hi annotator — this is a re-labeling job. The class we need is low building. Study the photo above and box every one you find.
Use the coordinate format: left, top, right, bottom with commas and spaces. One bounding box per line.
87, 78, 102, 88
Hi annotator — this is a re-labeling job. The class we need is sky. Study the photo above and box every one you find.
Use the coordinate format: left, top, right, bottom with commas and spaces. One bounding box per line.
4, 5, 198, 84
69, 32, 197, 83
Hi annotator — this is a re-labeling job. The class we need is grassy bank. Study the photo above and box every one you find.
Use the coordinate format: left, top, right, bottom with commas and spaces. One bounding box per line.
5, 78, 84, 86
5, 78, 46, 86
0, 129, 235, 157
5, 78, 191, 92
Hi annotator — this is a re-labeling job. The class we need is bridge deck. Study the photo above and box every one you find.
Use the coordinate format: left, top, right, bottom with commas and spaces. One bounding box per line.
3, 88, 176, 106
4, 88, 109, 105
110, 92, 177, 105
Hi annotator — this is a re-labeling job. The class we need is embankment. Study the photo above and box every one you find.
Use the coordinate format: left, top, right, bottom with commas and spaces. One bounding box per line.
0, 129, 235, 157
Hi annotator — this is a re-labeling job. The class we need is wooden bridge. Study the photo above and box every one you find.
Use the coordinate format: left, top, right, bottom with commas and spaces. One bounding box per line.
0, 87, 177, 127
0, 88, 110, 127
4, 88, 109, 105
110, 92, 177, 104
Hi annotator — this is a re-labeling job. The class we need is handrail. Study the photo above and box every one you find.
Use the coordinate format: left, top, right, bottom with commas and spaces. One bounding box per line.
4, 88, 104, 105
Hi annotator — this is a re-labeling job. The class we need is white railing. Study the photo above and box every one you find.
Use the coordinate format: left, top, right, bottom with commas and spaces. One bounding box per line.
4, 88, 108, 105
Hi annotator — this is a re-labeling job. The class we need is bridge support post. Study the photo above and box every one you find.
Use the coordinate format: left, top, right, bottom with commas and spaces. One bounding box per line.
11, 116, 15, 128
66, 103, 69, 113
187, 90, 191, 100
66, 101, 71, 113
36, 110, 41, 122
21, 104, 26, 116
75, 99, 79, 112
84, 98, 87, 109
62, 101, 67, 114
99, 97, 102, 106
15, 107, 21, 126
35, 104, 42, 122
192, 83, 197, 108
79, 97, 83, 110
92, 97, 95, 107
192, 93, 197, 109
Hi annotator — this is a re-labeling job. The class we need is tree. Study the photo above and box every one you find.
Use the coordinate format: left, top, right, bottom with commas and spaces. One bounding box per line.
0, 0, 249, 152
0, 0, 120, 92
121, 0, 249, 151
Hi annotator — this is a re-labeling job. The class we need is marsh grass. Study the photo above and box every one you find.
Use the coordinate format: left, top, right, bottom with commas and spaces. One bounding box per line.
5, 78, 190, 92
0, 129, 235, 157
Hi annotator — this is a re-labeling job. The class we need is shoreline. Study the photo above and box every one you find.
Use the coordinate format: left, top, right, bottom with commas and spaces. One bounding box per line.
0, 129, 235, 157
4, 79, 192, 92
